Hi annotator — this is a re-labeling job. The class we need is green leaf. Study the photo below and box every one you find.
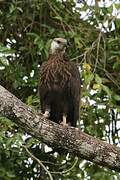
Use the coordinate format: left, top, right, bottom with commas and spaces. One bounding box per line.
95, 74, 102, 84
113, 95, 120, 101
16, 7, 23, 13
113, 61, 120, 70
107, 5, 113, 14
93, 83, 101, 90
84, 73, 94, 84
26, 32, 39, 38
0, 167, 6, 177
53, 16, 62, 21
74, 36, 83, 49
115, 3, 120, 10
9, 4, 15, 14
6, 171, 16, 178
111, 51, 120, 55
0, 57, 9, 66
101, 85, 112, 96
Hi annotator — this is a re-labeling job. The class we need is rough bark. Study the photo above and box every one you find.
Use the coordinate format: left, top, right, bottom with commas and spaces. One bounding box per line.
0, 85, 120, 172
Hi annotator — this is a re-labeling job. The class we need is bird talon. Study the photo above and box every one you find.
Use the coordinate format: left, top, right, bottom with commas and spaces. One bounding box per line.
43, 110, 50, 118
60, 121, 69, 127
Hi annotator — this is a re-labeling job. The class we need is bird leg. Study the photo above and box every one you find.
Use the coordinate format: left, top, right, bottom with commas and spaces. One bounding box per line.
60, 114, 68, 127
43, 109, 50, 118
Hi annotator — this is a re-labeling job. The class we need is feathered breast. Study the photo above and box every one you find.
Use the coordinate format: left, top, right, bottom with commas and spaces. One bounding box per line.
40, 54, 72, 89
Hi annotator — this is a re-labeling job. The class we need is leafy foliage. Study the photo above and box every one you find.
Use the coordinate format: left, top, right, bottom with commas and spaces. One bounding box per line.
0, 0, 120, 179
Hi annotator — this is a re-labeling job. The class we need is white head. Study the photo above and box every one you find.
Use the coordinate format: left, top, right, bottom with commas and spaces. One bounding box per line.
50, 38, 67, 54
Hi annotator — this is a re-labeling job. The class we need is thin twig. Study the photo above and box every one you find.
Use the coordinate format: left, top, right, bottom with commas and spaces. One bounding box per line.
22, 145, 53, 180
91, 62, 120, 89
50, 156, 78, 175
62, 156, 78, 174
41, 160, 59, 166
47, 0, 74, 33
93, 32, 101, 73
70, 54, 84, 61
102, 34, 106, 70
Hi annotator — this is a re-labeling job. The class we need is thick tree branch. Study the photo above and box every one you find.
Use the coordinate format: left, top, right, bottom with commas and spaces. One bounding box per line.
0, 85, 120, 171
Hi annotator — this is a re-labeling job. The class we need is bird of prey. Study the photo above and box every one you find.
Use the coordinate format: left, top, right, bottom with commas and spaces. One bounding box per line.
39, 37, 81, 127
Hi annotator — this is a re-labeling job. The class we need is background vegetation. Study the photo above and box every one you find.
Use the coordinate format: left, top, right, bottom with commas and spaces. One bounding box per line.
0, 0, 120, 179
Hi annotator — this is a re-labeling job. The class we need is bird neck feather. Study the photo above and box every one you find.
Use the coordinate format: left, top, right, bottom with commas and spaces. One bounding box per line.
48, 51, 65, 62
49, 47, 66, 56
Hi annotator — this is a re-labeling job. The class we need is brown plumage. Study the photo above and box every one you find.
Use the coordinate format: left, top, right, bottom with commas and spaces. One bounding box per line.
39, 38, 81, 127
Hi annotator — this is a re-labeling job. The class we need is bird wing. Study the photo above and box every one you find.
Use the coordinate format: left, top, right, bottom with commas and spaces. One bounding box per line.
69, 63, 81, 126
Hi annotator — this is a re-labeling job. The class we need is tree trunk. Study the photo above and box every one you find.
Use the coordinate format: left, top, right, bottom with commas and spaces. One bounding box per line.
0, 85, 120, 171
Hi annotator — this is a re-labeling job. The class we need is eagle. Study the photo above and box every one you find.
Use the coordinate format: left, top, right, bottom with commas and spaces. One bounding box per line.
39, 37, 81, 127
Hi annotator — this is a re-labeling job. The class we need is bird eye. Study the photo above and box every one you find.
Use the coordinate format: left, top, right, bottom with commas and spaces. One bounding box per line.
57, 40, 61, 44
